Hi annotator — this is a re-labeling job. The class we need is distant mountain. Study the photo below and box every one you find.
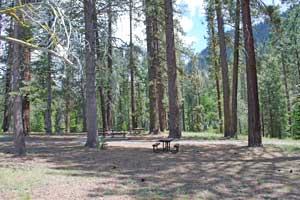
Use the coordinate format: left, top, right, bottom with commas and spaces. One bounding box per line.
188, 21, 271, 74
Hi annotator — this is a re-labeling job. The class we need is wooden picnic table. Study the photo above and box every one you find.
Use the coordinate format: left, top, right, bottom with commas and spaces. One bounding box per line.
159, 138, 174, 151
131, 128, 144, 134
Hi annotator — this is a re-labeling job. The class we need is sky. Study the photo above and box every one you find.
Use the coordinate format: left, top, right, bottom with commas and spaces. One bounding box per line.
115, 0, 284, 54
177, 0, 284, 53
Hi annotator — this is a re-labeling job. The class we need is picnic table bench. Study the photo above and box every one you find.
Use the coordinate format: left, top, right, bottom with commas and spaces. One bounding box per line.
99, 130, 127, 138
152, 142, 160, 152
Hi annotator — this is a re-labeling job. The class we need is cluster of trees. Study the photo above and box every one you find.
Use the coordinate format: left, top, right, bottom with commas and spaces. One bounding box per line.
202, 0, 300, 141
0, 0, 182, 155
0, 0, 299, 156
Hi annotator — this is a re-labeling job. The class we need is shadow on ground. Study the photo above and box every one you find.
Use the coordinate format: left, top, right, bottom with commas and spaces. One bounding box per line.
0, 135, 300, 200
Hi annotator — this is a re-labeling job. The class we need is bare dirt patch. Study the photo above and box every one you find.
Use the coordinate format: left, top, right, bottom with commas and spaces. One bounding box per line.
0, 134, 300, 200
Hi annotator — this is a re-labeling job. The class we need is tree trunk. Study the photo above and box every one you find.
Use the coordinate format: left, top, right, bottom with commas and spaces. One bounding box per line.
12, 0, 26, 155
215, 71, 223, 134
45, 52, 52, 134
261, 105, 265, 137
21, 27, 31, 136
99, 86, 107, 131
208, 12, 223, 134
164, 0, 181, 138
182, 101, 185, 131
95, 27, 107, 132
157, 64, 166, 132
145, 0, 159, 134
45, 15, 53, 135
81, 75, 87, 132
281, 53, 292, 131
3, 49, 12, 132
106, 1, 113, 131
65, 94, 70, 133
215, 0, 232, 137
231, 0, 240, 137
241, 0, 261, 147
267, 89, 274, 137
129, 0, 137, 129
84, 0, 98, 147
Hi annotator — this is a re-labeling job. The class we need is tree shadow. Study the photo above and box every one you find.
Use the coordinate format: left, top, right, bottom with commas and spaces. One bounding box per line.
0, 135, 300, 199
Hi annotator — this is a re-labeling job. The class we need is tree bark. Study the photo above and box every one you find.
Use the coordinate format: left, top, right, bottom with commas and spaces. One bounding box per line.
65, 91, 70, 134
84, 0, 98, 147
182, 101, 185, 131
106, 1, 113, 131
12, 0, 27, 156
21, 21, 31, 136
95, 29, 107, 132
3, 47, 12, 132
45, 52, 52, 134
81, 75, 87, 132
231, 0, 240, 137
164, 0, 181, 138
129, 0, 137, 129
145, 0, 159, 134
241, 0, 261, 147
157, 64, 166, 132
215, 0, 232, 137
99, 86, 107, 131
45, 15, 53, 135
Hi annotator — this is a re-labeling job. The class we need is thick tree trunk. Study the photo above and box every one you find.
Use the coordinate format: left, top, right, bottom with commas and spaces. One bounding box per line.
129, 0, 137, 129
21, 27, 31, 136
231, 0, 240, 137
164, 0, 181, 138
145, 0, 159, 134
84, 0, 98, 147
106, 1, 113, 131
215, 0, 232, 137
281, 53, 292, 131
241, 0, 261, 147
12, 0, 26, 155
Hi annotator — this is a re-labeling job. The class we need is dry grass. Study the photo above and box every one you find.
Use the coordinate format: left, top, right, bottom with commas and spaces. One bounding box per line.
0, 134, 300, 200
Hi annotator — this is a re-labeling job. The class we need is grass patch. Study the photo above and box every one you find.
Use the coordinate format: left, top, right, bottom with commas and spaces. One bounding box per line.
135, 187, 173, 200
182, 131, 223, 140
0, 164, 48, 198
273, 145, 300, 153
181, 131, 248, 140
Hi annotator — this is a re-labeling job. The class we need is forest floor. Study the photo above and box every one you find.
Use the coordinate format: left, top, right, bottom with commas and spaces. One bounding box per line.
0, 133, 300, 200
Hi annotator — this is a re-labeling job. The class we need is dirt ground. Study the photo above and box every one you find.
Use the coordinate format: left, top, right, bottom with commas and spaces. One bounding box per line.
0, 134, 300, 200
